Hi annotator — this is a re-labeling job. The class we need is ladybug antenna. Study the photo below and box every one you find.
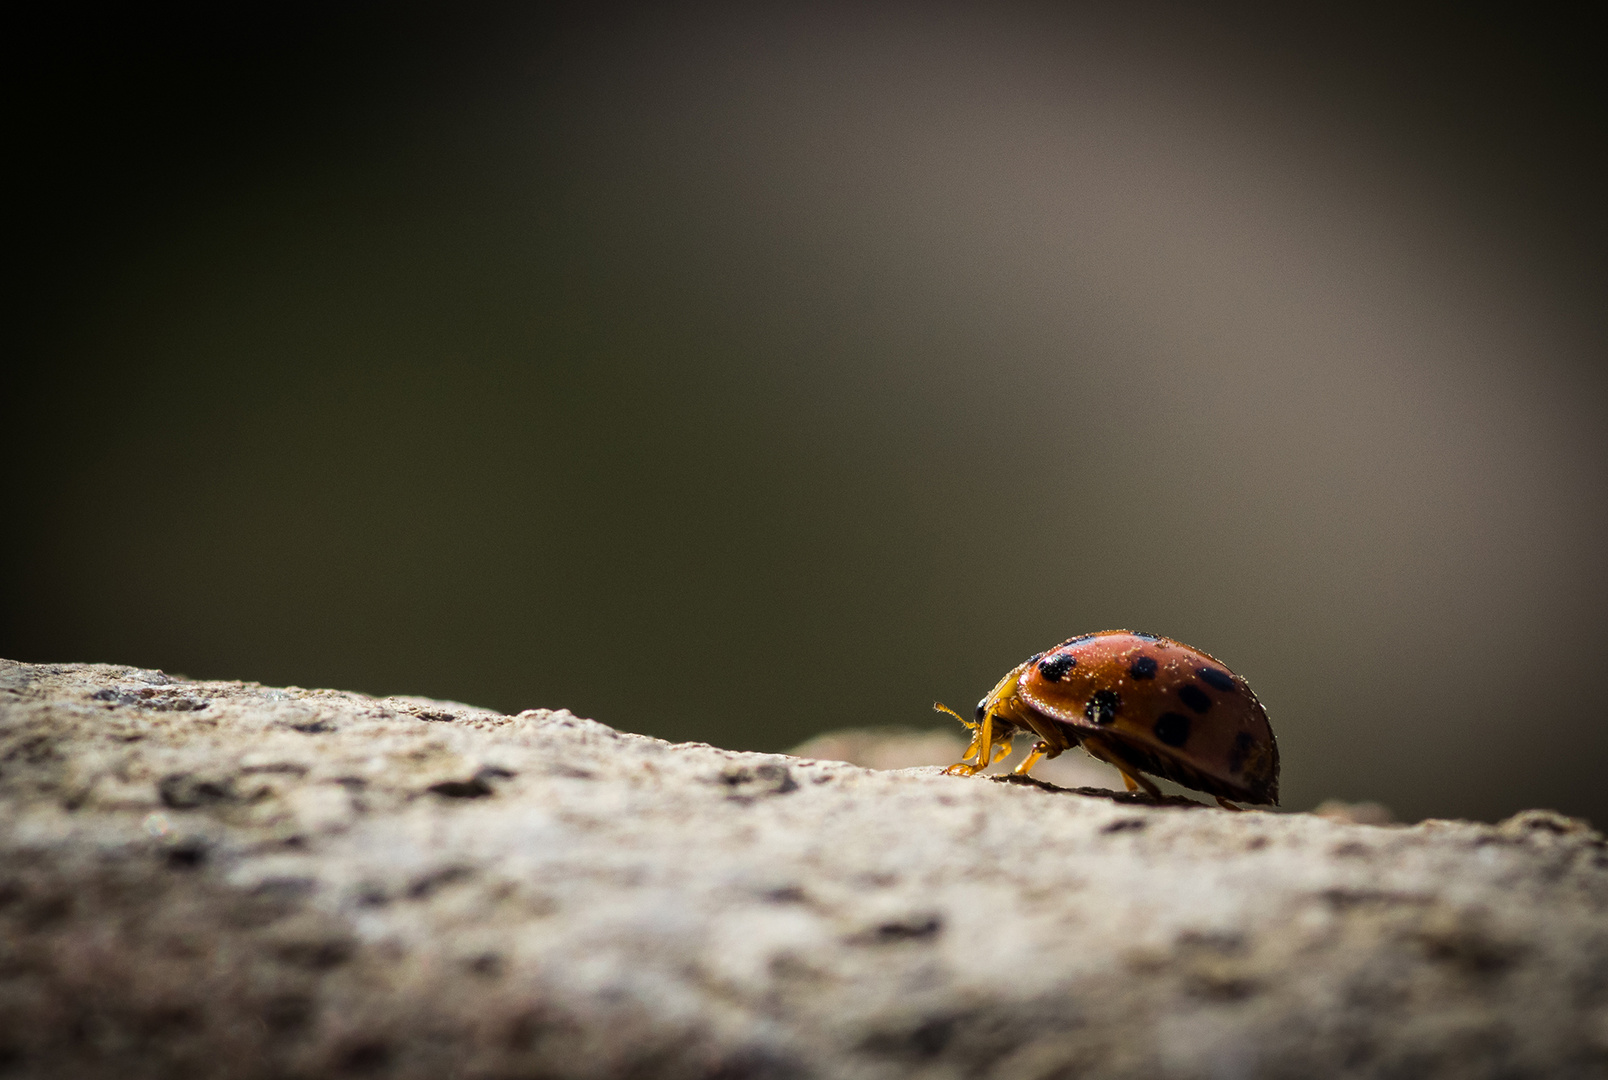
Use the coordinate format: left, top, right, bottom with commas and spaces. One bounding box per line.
932, 701, 975, 730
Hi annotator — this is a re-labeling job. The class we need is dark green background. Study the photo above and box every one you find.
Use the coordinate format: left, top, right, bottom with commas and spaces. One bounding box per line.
7, 2, 1608, 825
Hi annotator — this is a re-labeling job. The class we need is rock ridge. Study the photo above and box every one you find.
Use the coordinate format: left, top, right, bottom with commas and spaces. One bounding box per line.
2, 659, 1606, 1079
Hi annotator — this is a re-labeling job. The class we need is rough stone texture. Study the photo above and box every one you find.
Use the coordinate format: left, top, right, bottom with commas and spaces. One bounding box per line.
2, 659, 1607, 1080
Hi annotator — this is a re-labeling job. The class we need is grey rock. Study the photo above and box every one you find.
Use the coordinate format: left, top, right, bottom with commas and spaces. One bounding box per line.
2, 658, 1606, 1079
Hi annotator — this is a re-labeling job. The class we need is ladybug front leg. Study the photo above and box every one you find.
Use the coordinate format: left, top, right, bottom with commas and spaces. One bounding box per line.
933, 701, 982, 775
946, 732, 984, 776
942, 708, 1002, 776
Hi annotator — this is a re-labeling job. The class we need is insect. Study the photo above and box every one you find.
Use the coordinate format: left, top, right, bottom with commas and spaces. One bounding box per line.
935, 630, 1278, 809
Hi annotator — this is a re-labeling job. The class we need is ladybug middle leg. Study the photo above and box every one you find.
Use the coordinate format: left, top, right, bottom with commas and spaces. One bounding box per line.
1117, 769, 1162, 798
1079, 735, 1162, 798
1010, 716, 1072, 778
1011, 742, 1050, 776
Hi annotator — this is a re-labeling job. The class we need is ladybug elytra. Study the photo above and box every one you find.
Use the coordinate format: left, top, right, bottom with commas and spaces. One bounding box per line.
937, 630, 1278, 809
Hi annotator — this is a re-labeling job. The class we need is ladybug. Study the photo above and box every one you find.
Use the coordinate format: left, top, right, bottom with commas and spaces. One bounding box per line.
935, 630, 1278, 809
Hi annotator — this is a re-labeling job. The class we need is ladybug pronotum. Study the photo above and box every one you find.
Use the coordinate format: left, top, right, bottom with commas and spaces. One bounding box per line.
936, 630, 1278, 809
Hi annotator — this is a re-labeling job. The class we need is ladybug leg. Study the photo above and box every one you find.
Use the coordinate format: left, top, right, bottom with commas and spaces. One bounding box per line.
1080, 736, 1162, 798
1118, 769, 1162, 798
942, 708, 997, 776
1011, 742, 1049, 776
935, 701, 984, 776
942, 732, 982, 776
987, 734, 1015, 766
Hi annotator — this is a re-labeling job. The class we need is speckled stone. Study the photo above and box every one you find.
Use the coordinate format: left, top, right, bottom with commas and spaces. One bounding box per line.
2, 659, 1606, 1079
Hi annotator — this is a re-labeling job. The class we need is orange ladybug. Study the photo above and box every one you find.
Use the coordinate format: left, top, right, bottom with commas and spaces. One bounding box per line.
936, 631, 1278, 809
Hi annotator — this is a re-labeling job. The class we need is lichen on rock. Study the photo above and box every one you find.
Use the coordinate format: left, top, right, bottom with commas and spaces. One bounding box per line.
2, 659, 1606, 1079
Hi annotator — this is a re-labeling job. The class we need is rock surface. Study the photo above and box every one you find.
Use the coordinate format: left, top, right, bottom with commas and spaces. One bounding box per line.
2, 659, 1607, 1079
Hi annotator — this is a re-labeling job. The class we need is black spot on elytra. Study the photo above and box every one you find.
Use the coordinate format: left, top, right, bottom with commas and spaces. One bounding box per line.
1129, 655, 1157, 680
1178, 684, 1213, 713
1154, 712, 1191, 746
1228, 731, 1255, 774
1062, 633, 1095, 646
1131, 631, 1161, 641
1197, 667, 1236, 692
1037, 653, 1076, 681
1085, 689, 1121, 725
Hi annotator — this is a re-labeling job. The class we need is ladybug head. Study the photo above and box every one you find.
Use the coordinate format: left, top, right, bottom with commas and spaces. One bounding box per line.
975, 699, 987, 723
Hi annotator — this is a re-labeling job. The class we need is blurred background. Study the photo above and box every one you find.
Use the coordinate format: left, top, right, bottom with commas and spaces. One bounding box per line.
6, 1, 1606, 825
